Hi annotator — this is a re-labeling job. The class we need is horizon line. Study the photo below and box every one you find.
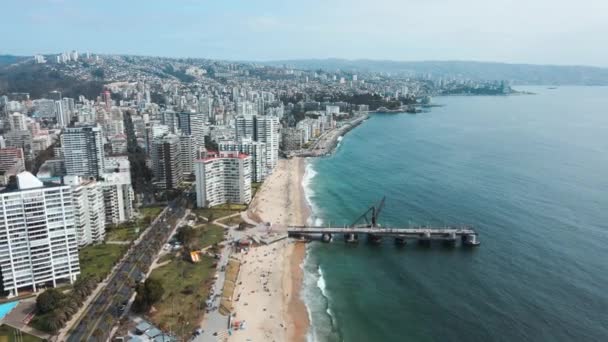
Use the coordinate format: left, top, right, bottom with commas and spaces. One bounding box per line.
2, 52, 608, 70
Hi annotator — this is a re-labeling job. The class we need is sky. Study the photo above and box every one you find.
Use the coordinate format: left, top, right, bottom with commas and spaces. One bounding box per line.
2, 0, 608, 67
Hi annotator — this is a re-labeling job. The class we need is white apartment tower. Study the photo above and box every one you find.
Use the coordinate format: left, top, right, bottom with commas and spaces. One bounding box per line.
254, 116, 280, 171
195, 151, 252, 208
0, 172, 80, 296
65, 176, 106, 247
218, 139, 267, 182
55, 100, 70, 128
101, 157, 134, 225
62, 125, 105, 178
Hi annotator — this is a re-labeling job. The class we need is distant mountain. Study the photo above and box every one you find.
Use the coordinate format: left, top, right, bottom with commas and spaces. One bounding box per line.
262, 59, 608, 85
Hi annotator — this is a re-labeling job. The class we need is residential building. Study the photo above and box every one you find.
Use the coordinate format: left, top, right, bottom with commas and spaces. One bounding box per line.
55, 100, 70, 128
62, 125, 105, 178
179, 134, 196, 175
235, 115, 255, 140
64, 176, 106, 246
151, 133, 183, 189
101, 157, 134, 225
0, 148, 26, 186
194, 151, 251, 208
8, 112, 28, 131
218, 139, 267, 182
0, 172, 80, 296
254, 116, 280, 171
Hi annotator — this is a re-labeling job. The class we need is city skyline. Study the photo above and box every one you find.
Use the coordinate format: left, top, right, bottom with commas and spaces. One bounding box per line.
3, 0, 608, 67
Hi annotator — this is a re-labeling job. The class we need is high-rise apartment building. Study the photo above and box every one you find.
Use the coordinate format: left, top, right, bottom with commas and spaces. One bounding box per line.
235, 115, 279, 173
65, 176, 106, 247
55, 100, 70, 128
218, 139, 267, 182
254, 116, 280, 171
178, 111, 208, 150
0, 172, 80, 296
235, 115, 255, 140
179, 134, 196, 175
194, 151, 252, 208
151, 133, 183, 189
100, 157, 134, 225
62, 125, 105, 178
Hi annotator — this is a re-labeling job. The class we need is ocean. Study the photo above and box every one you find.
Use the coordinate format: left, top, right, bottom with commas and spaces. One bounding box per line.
301, 86, 608, 342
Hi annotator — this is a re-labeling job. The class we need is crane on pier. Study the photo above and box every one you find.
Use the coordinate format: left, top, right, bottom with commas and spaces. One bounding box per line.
350, 197, 386, 243
351, 196, 386, 228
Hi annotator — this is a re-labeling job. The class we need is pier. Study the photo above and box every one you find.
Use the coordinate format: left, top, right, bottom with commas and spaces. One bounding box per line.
287, 226, 480, 246
287, 197, 480, 247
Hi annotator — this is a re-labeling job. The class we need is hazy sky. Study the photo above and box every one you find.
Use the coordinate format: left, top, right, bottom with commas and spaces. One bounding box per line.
2, 0, 608, 66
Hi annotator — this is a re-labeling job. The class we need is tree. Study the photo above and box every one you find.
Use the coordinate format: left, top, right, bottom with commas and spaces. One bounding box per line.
132, 278, 164, 313
44, 310, 65, 333
36, 288, 66, 314
176, 226, 197, 250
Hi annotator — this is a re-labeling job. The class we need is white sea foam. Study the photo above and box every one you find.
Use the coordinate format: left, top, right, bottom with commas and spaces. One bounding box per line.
301, 250, 338, 342
317, 266, 334, 318
302, 160, 322, 226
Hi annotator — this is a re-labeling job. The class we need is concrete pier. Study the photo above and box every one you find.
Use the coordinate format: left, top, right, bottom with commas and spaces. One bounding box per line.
288, 226, 480, 247
344, 233, 359, 243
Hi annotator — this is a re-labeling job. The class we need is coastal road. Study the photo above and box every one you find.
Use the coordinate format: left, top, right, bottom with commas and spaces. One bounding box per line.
66, 196, 189, 342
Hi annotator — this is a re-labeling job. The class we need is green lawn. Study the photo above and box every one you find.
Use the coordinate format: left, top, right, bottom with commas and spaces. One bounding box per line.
198, 224, 225, 248
105, 222, 141, 242
79, 244, 128, 281
0, 325, 44, 342
105, 206, 164, 242
140, 206, 164, 220
148, 257, 216, 339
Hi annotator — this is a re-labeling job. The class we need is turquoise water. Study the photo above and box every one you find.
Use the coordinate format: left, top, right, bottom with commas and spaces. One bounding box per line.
0, 301, 19, 320
302, 87, 608, 342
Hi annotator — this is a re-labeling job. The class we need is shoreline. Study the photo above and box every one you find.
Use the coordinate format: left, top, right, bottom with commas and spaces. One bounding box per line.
286, 114, 368, 158
230, 157, 310, 342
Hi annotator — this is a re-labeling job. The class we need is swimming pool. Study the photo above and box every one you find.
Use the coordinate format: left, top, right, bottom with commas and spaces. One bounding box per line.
0, 301, 19, 320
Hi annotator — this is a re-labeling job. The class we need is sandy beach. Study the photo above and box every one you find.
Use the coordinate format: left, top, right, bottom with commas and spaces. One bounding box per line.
229, 157, 310, 342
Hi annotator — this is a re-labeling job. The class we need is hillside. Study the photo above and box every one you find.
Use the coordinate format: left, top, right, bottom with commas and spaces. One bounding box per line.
263, 59, 608, 85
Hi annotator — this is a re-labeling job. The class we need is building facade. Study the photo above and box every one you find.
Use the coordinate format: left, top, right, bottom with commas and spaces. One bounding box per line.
194, 151, 252, 208
0, 172, 80, 296
218, 139, 267, 182
62, 125, 105, 178
254, 116, 280, 171
65, 176, 106, 247
151, 133, 183, 189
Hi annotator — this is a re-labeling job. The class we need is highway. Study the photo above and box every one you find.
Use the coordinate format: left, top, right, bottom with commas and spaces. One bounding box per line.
67, 196, 188, 342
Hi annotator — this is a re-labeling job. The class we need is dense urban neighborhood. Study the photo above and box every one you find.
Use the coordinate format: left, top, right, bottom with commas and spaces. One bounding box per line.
0, 52, 513, 341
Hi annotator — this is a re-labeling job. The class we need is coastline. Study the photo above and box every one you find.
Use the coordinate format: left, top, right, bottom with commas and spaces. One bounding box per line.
286, 114, 368, 158
230, 157, 310, 342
